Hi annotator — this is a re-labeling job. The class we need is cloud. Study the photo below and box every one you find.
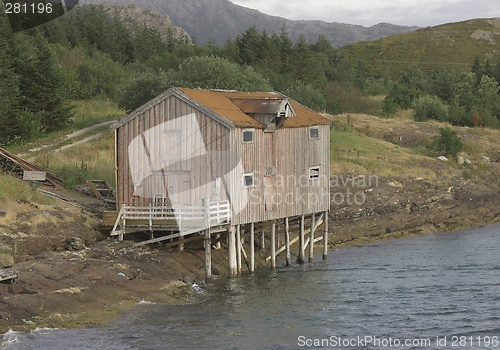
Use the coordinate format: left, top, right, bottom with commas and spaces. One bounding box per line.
230, 0, 500, 27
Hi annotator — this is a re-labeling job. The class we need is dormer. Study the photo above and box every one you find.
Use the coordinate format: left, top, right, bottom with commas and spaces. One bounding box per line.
230, 97, 296, 131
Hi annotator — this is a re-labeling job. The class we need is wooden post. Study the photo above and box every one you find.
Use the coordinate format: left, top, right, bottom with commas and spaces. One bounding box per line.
250, 223, 255, 273
276, 224, 280, 247
298, 215, 305, 264
309, 213, 315, 262
261, 230, 265, 250
323, 211, 329, 261
204, 230, 212, 281
228, 225, 237, 277
284, 217, 291, 266
215, 233, 221, 250
271, 222, 276, 270
178, 235, 184, 252
236, 224, 242, 276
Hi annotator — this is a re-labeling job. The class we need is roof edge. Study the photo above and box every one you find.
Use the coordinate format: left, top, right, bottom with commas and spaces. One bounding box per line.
111, 87, 236, 130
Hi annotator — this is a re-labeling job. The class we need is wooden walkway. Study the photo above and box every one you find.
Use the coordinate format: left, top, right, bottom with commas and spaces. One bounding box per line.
110, 199, 231, 245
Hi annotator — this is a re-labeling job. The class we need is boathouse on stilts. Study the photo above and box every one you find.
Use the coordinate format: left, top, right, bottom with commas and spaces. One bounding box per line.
109, 87, 331, 279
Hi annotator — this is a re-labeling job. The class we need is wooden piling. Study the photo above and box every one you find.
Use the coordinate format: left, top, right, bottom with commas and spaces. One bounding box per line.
309, 213, 315, 262
271, 222, 276, 270
204, 230, 212, 281
215, 233, 221, 250
236, 224, 242, 275
250, 223, 255, 273
323, 211, 329, 261
228, 225, 237, 277
298, 215, 305, 264
284, 217, 291, 266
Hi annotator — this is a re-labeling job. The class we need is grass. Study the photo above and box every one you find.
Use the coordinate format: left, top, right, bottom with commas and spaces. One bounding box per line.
35, 130, 116, 188
0, 173, 54, 205
329, 123, 437, 178
335, 18, 500, 79
6, 100, 124, 155
70, 100, 124, 129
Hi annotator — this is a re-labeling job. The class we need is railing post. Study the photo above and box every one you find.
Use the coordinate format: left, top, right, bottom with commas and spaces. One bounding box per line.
203, 196, 210, 227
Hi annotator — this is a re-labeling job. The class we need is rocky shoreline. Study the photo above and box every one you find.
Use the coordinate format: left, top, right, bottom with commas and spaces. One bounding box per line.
1, 173, 500, 335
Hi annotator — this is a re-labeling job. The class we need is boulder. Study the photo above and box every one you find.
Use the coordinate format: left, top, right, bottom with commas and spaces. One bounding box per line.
0, 245, 14, 268
66, 237, 85, 251
480, 156, 491, 164
437, 156, 448, 161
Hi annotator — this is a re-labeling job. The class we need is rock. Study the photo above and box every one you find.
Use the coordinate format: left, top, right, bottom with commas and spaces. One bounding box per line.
457, 156, 464, 165
437, 156, 448, 161
66, 237, 85, 251
480, 156, 490, 164
0, 245, 14, 268
464, 158, 471, 166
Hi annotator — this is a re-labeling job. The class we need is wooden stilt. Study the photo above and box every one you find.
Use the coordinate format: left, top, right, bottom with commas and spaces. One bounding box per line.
178, 234, 184, 251
261, 230, 265, 250
204, 230, 212, 281
285, 217, 291, 266
236, 224, 242, 276
250, 223, 255, 273
228, 225, 237, 277
309, 213, 315, 262
298, 215, 305, 264
323, 211, 329, 261
276, 224, 281, 247
271, 222, 276, 270
215, 233, 221, 250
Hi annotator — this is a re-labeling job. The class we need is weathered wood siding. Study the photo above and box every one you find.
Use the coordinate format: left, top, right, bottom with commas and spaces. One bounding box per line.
116, 96, 231, 208
230, 124, 330, 225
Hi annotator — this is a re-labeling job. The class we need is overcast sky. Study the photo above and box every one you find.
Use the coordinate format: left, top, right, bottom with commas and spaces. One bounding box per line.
230, 0, 500, 27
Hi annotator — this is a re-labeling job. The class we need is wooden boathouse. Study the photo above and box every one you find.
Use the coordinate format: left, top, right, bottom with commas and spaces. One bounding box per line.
110, 87, 331, 278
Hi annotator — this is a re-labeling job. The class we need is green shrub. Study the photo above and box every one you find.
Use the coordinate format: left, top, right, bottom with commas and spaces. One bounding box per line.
432, 126, 463, 158
412, 95, 447, 122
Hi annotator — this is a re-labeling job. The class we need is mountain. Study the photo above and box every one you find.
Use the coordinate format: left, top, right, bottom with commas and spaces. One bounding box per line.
94, 3, 191, 43
333, 18, 500, 79
81, 0, 419, 47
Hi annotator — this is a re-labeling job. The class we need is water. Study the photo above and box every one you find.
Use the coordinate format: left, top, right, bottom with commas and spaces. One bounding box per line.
3, 224, 500, 349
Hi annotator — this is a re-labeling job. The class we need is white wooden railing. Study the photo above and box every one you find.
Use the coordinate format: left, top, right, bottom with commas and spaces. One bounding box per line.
110, 199, 231, 240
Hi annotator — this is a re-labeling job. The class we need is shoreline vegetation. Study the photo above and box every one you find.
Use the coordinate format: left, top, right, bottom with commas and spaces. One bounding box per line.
1, 111, 500, 334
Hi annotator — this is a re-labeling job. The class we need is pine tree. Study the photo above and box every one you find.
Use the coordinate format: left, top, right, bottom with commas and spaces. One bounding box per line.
11, 32, 72, 133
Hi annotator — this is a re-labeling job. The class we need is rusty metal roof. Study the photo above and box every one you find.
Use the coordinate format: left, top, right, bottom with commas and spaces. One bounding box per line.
230, 98, 289, 115
179, 88, 330, 128
179, 89, 266, 128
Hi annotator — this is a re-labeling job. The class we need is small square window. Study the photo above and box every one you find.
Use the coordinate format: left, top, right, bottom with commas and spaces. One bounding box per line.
243, 173, 254, 187
309, 166, 320, 180
243, 129, 254, 143
309, 126, 319, 139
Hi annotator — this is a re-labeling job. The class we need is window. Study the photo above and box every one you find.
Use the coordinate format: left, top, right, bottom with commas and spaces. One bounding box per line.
309, 166, 320, 180
243, 128, 254, 143
309, 126, 320, 140
243, 173, 254, 187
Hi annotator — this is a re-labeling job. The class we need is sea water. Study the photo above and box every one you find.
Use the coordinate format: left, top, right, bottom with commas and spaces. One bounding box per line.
2, 224, 500, 349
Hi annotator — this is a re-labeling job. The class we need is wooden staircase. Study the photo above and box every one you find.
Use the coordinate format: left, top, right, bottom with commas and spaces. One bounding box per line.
87, 180, 115, 202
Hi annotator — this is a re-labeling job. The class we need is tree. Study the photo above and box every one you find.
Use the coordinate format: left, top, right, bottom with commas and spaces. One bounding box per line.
118, 72, 171, 113
283, 83, 326, 112
386, 66, 429, 108
412, 95, 447, 122
172, 56, 271, 92
433, 127, 463, 158
0, 14, 22, 143
14, 34, 73, 131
